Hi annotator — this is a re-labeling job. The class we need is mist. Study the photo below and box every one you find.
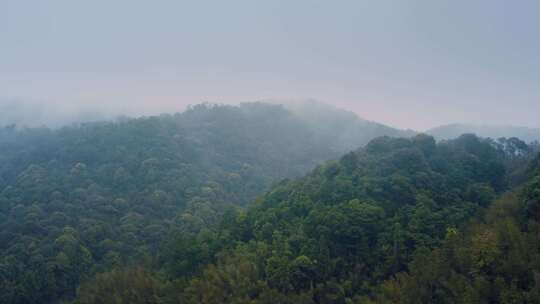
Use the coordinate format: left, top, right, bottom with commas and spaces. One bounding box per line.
0, 99, 194, 128
2, 1, 540, 130
3, 2, 540, 303
0, 100, 118, 128
2, 99, 540, 144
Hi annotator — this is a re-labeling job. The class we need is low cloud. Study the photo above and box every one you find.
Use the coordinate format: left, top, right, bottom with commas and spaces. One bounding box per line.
0, 99, 120, 128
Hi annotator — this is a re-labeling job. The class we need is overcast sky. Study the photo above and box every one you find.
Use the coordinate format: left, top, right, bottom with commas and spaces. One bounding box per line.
1, 0, 539, 130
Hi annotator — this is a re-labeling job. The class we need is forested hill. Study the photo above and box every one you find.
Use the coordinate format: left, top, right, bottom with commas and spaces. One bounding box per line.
72, 134, 537, 303
0, 102, 412, 303
372, 152, 540, 303
166, 134, 520, 303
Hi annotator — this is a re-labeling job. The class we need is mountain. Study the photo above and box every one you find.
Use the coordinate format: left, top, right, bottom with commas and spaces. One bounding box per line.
6, 101, 536, 304
428, 123, 540, 143
372, 152, 540, 303
0, 102, 414, 303
73, 134, 537, 303
169, 134, 517, 303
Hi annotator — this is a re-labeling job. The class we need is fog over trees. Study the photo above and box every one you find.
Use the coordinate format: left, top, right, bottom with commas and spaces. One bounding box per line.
3, 1, 540, 303
0, 100, 129, 129
1, 100, 539, 303
428, 123, 540, 144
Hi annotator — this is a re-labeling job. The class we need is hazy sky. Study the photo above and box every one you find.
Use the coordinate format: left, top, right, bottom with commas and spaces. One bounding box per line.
1, 0, 539, 130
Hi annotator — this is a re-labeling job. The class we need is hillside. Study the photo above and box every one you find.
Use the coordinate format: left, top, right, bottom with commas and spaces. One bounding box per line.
0, 102, 413, 303
428, 123, 540, 143
73, 134, 536, 303
372, 152, 540, 303
171, 134, 517, 303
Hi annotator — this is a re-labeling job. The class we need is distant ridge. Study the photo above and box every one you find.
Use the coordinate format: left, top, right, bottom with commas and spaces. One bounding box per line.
283, 99, 417, 152
427, 123, 540, 143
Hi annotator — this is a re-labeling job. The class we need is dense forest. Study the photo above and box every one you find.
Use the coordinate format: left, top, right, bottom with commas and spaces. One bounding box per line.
1, 102, 539, 303
113, 133, 532, 304
372, 153, 540, 303
4, 0, 539, 302
73, 134, 539, 304
0, 102, 414, 303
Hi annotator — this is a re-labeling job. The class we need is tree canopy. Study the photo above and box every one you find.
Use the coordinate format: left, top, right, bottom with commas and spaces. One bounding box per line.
1, 102, 538, 303
0, 102, 413, 303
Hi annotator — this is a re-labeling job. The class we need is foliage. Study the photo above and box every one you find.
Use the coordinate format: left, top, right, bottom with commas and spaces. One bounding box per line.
1, 102, 537, 303
156, 134, 521, 303
373, 154, 540, 303
0, 102, 410, 303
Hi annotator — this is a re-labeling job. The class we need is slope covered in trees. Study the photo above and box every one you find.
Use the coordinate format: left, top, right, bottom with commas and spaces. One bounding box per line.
72, 134, 537, 304
0, 102, 413, 303
371, 152, 540, 303
166, 134, 521, 303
